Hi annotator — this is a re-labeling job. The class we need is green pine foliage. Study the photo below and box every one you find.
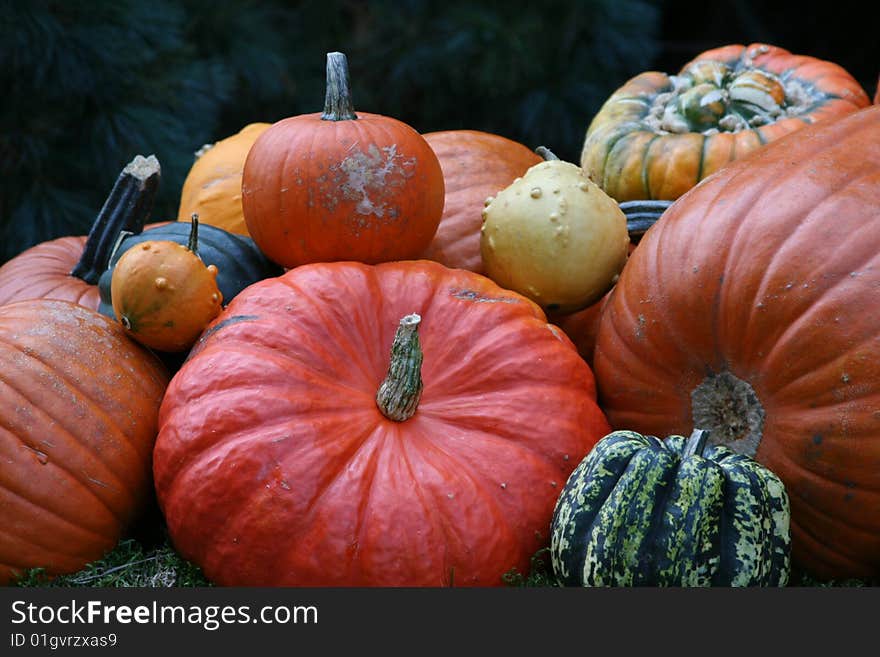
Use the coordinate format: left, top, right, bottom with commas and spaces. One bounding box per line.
2, 0, 661, 265
0, 0, 288, 264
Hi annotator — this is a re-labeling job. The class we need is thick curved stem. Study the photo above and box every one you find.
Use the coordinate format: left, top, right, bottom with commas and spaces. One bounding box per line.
376, 314, 424, 422
321, 51, 358, 121
70, 154, 160, 283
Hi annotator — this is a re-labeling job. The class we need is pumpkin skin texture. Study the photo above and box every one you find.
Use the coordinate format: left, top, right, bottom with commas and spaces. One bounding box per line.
242, 53, 445, 268
177, 123, 271, 237
111, 226, 224, 353
551, 429, 791, 586
592, 105, 880, 580
0, 155, 160, 310
481, 154, 630, 314
581, 43, 870, 202
97, 220, 283, 321
0, 299, 169, 584
154, 260, 611, 586
0, 236, 97, 309
420, 130, 542, 273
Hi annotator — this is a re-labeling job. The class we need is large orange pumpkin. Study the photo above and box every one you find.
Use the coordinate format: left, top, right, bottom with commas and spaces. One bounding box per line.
241, 52, 445, 268
420, 130, 542, 273
177, 123, 270, 237
154, 260, 610, 586
0, 155, 160, 310
592, 105, 880, 579
582, 43, 870, 202
0, 300, 169, 584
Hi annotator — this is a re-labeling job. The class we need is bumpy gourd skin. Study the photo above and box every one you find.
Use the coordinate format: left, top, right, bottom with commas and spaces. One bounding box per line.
480, 159, 629, 314
550, 430, 791, 587
111, 240, 223, 352
581, 43, 870, 201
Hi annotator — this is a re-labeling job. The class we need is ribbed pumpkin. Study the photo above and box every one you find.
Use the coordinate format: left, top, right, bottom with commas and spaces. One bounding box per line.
420, 130, 542, 273
177, 122, 271, 237
592, 105, 880, 580
551, 429, 791, 586
241, 52, 445, 268
0, 155, 160, 310
97, 218, 282, 320
154, 260, 610, 586
0, 299, 169, 584
582, 43, 870, 202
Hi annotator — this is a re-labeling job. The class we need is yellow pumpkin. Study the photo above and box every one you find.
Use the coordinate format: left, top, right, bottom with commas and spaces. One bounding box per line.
480, 148, 630, 314
177, 123, 271, 236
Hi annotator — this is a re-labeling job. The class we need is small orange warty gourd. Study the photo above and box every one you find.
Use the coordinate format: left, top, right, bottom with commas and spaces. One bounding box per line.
111, 217, 223, 352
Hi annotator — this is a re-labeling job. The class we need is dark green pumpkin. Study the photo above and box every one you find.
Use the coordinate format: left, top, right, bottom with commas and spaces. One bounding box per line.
98, 219, 283, 320
550, 429, 791, 587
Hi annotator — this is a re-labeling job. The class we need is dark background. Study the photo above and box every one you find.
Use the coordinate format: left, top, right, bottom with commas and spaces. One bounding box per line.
2, 0, 877, 264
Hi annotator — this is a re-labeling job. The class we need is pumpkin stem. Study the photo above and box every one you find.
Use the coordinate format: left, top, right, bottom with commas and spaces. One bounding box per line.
376, 313, 424, 422
187, 213, 201, 256
535, 146, 560, 161
70, 154, 161, 284
682, 429, 711, 459
321, 51, 358, 122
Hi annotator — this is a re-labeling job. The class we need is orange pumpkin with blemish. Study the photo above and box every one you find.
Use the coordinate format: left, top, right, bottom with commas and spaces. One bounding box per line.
241, 52, 444, 268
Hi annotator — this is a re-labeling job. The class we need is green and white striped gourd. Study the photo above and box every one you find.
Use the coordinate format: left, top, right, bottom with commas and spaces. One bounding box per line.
550, 429, 791, 587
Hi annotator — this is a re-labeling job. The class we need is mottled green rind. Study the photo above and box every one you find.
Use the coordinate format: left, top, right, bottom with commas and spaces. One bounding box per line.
550, 430, 791, 587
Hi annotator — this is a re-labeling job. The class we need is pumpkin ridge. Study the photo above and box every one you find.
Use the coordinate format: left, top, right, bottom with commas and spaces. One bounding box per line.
397, 420, 543, 584
278, 274, 383, 387
0, 339, 153, 467
297, 421, 386, 525
393, 425, 499, 585
612, 444, 681, 584
326, 424, 388, 581
0, 371, 135, 526
739, 169, 880, 370
709, 152, 865, 353
768, 445, 880, 528
416, 411, 574, 481
672, 458, 725, 585
0, 482, 110, 560
790, 515, 874, 573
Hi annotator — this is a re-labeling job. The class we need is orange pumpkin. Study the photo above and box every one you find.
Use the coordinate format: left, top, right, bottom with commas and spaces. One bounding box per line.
154, 259, 610, 586
420, 130, 541, 273
242, 52, 445, 268
111, 217, 223, 352
592, 105, 880, 579
582, 43, 870, 202
0, 299, 169, 584
177, 122, 270, 237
